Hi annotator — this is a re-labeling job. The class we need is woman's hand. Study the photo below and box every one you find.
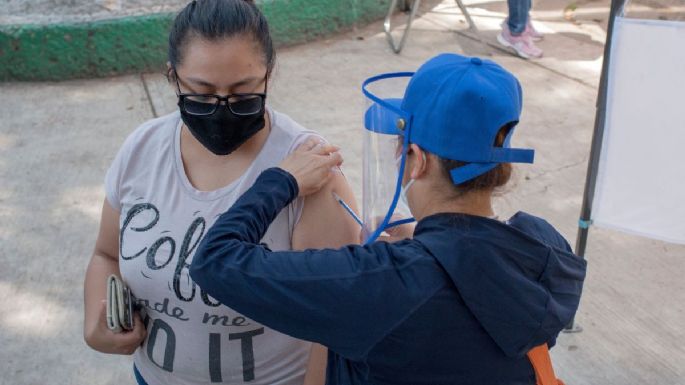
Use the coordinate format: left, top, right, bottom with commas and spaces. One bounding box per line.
84, 300, 147, 355
279, 139, 343, 197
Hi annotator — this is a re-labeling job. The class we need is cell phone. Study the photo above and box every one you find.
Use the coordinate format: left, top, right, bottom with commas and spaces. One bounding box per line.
120, 284, 134, 330
106, 275, 134, 333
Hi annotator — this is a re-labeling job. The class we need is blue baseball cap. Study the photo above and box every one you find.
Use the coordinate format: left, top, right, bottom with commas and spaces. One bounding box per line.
363, 53, 534, 185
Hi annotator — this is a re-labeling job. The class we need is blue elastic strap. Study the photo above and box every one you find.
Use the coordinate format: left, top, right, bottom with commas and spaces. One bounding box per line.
386, 217, 416, 229
578, 219, 593, 229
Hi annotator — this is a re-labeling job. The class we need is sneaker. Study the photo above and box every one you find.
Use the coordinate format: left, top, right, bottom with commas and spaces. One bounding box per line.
501, 18, 544, 41
497, 23, 543, 59
525, 20, 544, 41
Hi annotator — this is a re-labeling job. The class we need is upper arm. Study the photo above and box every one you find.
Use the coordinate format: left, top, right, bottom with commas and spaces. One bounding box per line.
84, 199, 121, 331
94, 199, 120, 261
292, 170, 360, 250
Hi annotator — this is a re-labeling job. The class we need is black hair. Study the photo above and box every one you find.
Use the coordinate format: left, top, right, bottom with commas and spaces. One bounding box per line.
168, 0, 275, 75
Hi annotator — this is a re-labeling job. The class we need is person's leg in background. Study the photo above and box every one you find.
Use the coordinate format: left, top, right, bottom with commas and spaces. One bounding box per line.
498, 0, 543, 59
507, 0, 530, 35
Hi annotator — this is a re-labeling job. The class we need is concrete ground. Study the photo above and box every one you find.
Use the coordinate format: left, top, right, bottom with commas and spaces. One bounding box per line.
2, 0, 685, 384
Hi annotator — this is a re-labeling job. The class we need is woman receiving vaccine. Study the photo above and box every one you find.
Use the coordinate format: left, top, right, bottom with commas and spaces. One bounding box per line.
83, 1, 359, 384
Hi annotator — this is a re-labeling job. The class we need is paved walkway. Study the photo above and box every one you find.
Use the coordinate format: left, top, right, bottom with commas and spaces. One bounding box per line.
0, 0, 187, 24
1, 0, 684, 384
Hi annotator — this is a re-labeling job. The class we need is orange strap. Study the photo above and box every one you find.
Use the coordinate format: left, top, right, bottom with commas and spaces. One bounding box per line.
527, 343, 565, 385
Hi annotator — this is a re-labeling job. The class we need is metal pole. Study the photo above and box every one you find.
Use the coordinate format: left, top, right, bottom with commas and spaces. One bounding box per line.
384, 0, 423, 54
454, 0, 478, 31
564, 0, 627, 333
384, 0, 478, 54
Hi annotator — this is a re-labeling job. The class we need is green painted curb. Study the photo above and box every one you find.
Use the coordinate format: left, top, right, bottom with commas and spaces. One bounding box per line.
0, 0, 391, 81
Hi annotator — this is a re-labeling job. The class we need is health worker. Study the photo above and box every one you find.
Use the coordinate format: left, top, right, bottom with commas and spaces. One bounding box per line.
189, 53, 587, 385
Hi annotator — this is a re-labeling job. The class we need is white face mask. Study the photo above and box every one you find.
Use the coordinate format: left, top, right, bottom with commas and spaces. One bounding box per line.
399, 178, 416, 208
395, 150, 424, 209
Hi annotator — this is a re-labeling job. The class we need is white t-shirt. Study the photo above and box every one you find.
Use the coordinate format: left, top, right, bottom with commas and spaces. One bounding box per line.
105, 109, 320, 385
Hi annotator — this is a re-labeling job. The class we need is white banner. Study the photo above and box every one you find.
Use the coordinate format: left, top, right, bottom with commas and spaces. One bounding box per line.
592, 16, 685, 245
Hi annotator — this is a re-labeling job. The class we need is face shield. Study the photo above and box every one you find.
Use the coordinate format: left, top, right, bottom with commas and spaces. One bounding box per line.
360, 72, 417, 244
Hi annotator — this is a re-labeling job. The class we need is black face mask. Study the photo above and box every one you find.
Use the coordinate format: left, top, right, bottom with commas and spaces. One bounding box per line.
178, 99, 266, 156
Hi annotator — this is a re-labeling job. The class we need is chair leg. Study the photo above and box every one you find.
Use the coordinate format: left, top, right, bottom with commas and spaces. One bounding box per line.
384, 0, 422, 54
398, 0, 412, 12
454, 0, 478, 31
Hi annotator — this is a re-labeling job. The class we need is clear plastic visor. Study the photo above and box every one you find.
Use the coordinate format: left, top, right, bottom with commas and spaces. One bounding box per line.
361, 73, 414, 243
